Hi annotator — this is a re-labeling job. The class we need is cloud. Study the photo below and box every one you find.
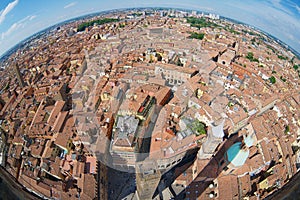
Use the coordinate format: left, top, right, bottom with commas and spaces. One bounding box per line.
29, 15, 37, 20
1, 23, 19, 39
18, 15, 37, 23
0, 0, 19, 24
64, 2, 77, 9
288, 1, 300, 14
1, 15, 36, 40
295, 4, 300, 12
195, 0, 300, 52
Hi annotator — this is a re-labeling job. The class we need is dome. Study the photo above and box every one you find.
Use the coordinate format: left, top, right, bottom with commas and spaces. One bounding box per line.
226, 142, 249, 167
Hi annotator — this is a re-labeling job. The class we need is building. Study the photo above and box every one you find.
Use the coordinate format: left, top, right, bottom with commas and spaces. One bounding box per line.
154, 64, 198, 85
13, 63, 25, 88
198, 120, 225, 159
148, 27, 164, 38
219, 133, 255, 175
136, 160, 161, 200
110, 115, 139, 167
51, 83, 67, 101
217, 49, 236, 66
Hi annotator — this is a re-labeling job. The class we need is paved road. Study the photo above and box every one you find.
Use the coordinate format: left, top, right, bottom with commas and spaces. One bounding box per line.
107, 167, 136, 200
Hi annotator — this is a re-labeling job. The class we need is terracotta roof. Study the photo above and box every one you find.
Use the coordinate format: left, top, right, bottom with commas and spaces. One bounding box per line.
47, 101, 65, 127
85, 156, 97, 174
78, 174, 97, 200
218, 175, 239, 200
52, 111, 68, 132
238, 175, 251, 197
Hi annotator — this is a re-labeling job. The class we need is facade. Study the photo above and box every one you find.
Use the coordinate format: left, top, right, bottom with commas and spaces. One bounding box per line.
154, 64, 198, 85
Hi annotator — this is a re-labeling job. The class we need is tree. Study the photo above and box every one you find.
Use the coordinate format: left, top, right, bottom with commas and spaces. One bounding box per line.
269, 76, 276, 84
189, 120, 206, 136
246, 52, 259, 62
277, 55, 288, 60
77, 18, 119, 32
189, 32, 205, 40
246, 52, 254, 60
186, 17, 219, 30
284, 125, 290, 134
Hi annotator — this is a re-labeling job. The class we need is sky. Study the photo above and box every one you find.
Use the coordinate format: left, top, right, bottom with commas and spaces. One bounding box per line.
0, 0, 300, 57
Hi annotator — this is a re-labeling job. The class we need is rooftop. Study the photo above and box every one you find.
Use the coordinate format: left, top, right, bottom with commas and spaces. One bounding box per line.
226, 142, 249, 167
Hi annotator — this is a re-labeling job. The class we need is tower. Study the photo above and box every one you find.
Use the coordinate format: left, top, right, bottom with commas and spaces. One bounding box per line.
198, 120, 225, 159
13, 63, 25, 88
136, 160, 161, 200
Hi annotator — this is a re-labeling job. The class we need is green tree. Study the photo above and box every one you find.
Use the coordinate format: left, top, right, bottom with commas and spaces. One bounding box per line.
269, 76, 276, 84
246, 52, 253, 58
246, 52, 259, 62
277, 55, 288, 60
189, 120, 206, 136
77, 18, 119, 32
189, 32, 205, 40
284, 125, 290, 134
186, 17, 219, 29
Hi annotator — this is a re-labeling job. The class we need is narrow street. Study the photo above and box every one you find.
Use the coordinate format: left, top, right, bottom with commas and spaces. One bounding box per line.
107, 167, 136, 200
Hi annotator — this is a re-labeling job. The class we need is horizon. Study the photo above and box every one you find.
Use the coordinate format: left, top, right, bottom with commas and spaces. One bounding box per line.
1, 7, 299, 60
